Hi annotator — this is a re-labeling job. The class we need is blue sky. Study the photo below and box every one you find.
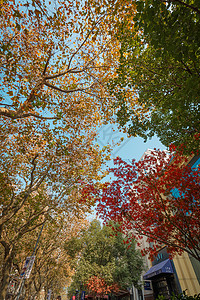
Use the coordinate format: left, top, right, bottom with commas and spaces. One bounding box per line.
112, 135, 165, 161
87, 124, 166, 221
96, 123, 166, 163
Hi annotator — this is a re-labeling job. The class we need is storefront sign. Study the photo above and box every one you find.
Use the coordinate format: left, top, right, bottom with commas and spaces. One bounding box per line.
144, 281, 152, 290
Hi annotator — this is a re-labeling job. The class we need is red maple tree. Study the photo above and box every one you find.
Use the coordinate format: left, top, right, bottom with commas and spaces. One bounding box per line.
81, 148, 200, 261
86, 276, 119, 298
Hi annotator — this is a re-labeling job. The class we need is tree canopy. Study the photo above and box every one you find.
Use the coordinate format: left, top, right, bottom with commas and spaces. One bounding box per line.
108, 0, 200, 153
67, 220, 144, 299
0, 0, 126, 297
81, 149, 200, 262
1, 0, 200, 298
2, 210, 89, 299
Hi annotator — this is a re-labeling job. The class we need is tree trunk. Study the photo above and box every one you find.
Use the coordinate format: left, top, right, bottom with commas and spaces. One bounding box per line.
0, 245, 14, 300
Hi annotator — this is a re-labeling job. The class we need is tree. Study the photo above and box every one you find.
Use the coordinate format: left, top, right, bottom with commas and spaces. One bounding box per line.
0, 0, 119, 120
67, 220, 143, 299
0, 0, 117, 209
86, 276, 119, 299
0, 0, 138, 244
0, 0, 141, 298
23, 213, 88, 299
0, 150, 95, 300
3, 208, 89, 299
0, 186, 51, 299
81, 148, 200, 262
0, 0, 123, 296
108, 0, 200, 154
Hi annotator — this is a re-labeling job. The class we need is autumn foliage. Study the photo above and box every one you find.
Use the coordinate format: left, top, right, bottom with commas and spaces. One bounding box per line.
87, 276, 119, 298
0, 0, 127, 297
81, 147, 200, 261
1, 0, 199, 298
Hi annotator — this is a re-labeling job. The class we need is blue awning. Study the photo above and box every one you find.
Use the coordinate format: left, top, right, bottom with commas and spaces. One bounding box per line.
143, 259, 174, 280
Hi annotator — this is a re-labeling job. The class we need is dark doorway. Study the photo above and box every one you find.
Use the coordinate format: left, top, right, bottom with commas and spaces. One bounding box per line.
152, 274, 178, 300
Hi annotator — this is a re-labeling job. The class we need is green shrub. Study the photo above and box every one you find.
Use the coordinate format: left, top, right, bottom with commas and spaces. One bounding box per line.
156, 291, 200, 300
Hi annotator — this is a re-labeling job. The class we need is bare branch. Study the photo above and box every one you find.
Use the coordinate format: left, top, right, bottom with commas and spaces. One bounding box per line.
42, 51, 53, 76
0, 103, 14, 107
44, 81, 94, 94
163, 0, 200, 15
44, 64, 109, 81
67, 12, 107, 70
31, 161, 53, 192
0, 107, 57, 120
180, 60, 193, 75
29, 154, 39, 189
0, 160, 51, 227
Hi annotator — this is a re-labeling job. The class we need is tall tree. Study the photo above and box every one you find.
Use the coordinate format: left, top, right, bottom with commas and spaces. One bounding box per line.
4, 210, 89, 299
0, 0, 137, 242
0, 134, 97, 300
0, 186, 51, 299
67, 220, 143, 299
22, 213, 89, 299
81, 149, 200, 262
108, 0, 200, 153
0, 0, 123, 296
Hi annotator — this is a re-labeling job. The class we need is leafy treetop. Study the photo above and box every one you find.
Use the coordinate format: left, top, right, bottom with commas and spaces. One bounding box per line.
81, 147, 200, 261
108, 0, 200, 154
67, 220, 143, 298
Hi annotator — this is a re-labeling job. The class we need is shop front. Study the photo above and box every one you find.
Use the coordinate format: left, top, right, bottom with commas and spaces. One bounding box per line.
143, 259, 179, 299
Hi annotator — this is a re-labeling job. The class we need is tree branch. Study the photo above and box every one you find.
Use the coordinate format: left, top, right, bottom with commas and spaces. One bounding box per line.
44, 81, 94, 94
122, 208, 200, 261
42, 51, 53, 76
67, 12, 108, 70
166, 0, 200, 15
126, 211, 200, 261
0, 107, 57, 120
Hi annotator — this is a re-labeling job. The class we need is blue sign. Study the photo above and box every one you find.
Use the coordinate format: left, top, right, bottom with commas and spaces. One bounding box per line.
47, 289, 52, 300
81, 291, 85, 300
144, 281, 151, 290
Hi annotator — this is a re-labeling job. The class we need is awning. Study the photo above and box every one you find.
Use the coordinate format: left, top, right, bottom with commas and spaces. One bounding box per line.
143, 259, 174, 280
